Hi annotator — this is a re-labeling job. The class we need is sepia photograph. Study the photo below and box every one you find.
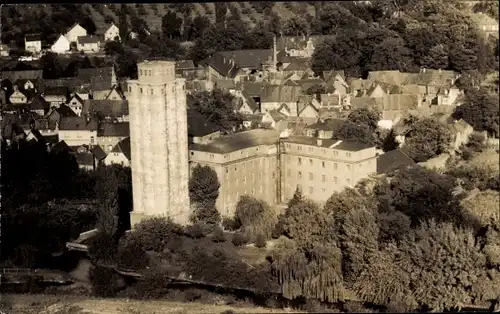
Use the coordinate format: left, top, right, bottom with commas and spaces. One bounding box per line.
0, 1, 499, 313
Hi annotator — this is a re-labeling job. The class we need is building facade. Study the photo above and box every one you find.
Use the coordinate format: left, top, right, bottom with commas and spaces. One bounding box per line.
127, 60, 190, 226
280, 137, 377, 204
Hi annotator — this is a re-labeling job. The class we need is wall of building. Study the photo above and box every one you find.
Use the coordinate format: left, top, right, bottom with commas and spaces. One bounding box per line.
58, 130, 97, 147
97, 136, 127, 153
104, 152, 130, 167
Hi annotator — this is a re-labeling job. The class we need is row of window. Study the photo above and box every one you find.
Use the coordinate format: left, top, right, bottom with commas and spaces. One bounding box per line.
223, 158, 264, 171
295, 181, 350, 195
285, 144, 352, 158
290, 170, 349, 184
226, 186, 264, 203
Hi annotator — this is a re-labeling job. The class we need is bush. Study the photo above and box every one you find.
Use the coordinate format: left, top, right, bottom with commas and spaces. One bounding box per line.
133, 268, 172, 299
255, 234, 267, 248
222, 217, 241, 231
220, 311, 236, 314
116, 237, 149, 270
231, 233, 249, 247
132, 217, 184, 252
185, 222, 211, 239
462, 147, 474, 160
235, 196, 277, 241
271, 219, 284, 239
88, 232, 118, 263
88, 266, 124, 297
212, 226, 226, 242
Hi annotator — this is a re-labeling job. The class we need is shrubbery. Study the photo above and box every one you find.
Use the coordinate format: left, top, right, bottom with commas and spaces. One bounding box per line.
255, 234, 267, 248
231, 233, 249, 247
235, 196, 277, 241
88, 266, 125, 297
212, 226, 227, 243
222, 217, 241, 231
132, 217, 184, 252
116, 236, 149, 270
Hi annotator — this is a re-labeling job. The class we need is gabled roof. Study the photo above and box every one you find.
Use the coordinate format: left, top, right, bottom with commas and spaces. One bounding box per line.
408, 70, 458, 86
277, 103, 291, 114
77, 67, 114, 84
320, 93, 342, 107
187, 109, 222, 137
297, 94, 314, 113
59, 116, 98, 131
261, 85, 302, 103
77, 35, 102, 44
176, 60, 195, 69
204, 54, 239, 79
376, 149, 416, 174
56, 104, 78, 117
43, 86, 68, 97
75, 152, 95, 166
51, 140, 71, 153
96, 22, 116, 35
111, 137, 131, 160
215, 79, 236, 91
298, 103, 319, 116
90, 145, 107, 161
305, 118, 345, 132
25, 33, 41, 42
322, 70, 346, 82
268, 110, 287, 122
367, 70, 409, 86
83, 99, 129, 117
283, 58, 310, 72
218, 49, 273, 69
241, 91, 259, 112
239, 81, 265, 97
67, 93, 84, 105
189, 129, 280, 154
29, 95, 50, 112
97, 122, 130, 137
382, 94, 420, 111
66, 23, 86, 34
295, 79, 324, 91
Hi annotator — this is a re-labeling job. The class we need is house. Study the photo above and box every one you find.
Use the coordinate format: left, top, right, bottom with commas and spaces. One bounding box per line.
0, 44, 9, 57
232, 90, 259, 114
260, 85, 302, 114
42, 86, 69, 107
9, 86, 29, 104
298, 103, 319, 120
176, 60, 203, 80
14, 79, 40, 94
24, 34, 42, 54
297, 95, 321, 116
51, 34, 71, 54
435, 84, 462, 106
1, 70, 43, 84
204, 49, 273, 81
38, 104, 77, 135
98, 23, 120, 42
187, 109, 222, 144
27, 95, 50, 116
92, 84, 125, 101
276, 35, 335, 59
67, 94, 85, 116
74, 151, 96, 171
97, 122, 130, 153
376, 148, 416, 174
90, 145, 107, 168
77, 36, 102, 53
58, 115, 98, 146
73, 84, 92, 100
295, 78, 325, 93
104, 137, 131, 167
323, 70, 348, 95
303, 118, 345, 139
433, 113, 475, 150
83, 99, 129, 122
261, 110, 288, 129
77, 66, 117, 91
65, 23, 88, 43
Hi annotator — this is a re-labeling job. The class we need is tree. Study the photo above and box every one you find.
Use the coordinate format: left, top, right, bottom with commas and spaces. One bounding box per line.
214, 3, 228, 25
381, 129, 399, 152
190, 15, 211, 39
189, 89, 242, 133
335, 121, 377, 145
161, 11, 183, 40
282, 16, 310, 36
403, 117, 452, 162
235, 196, 276, 240
104, 40, 124, 55
188, 164, 221, 225
287, 186, 305, 208
39, 52, 64, 79
460, 190, 500, 227
453, 88, 499, 137
366, 37, 414, 72
346, 107, 381, 132
118, 8, 129, 43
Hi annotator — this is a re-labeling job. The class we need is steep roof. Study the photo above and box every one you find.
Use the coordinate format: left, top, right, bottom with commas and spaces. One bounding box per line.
268, 110, 287, 122
59, 116, 98, 131
90, 145, 107, 161
218, 49, 273, 69
25, 33, 41, 42
187, 109, 222, 137
204, 53, 239, 78
305, 118, 345, 132
382, 94, 420, 111
77, 67, 114, 85
241, 91, 259, 112
377, 149, 416, 174
111, 137, 131, 160
51, 140, 71, 153
97, 122, 130, 137
283, 58, 310, 72
367, 70, 409, 86
322, 70, 346, 82
176, 60, 195, 69
215, 79, 236, 91
77, 35, 102, 44
75, 153, 95, 166
1, 70, 43, 82
239, 82, 265, 97
42, 77, 86, 90
189, 129, 280, 154
28, 95, 50, 112
261, 85, 302, 103
56, 104, 78, 117
83, 99, 129, 117
409, 69, 458, 86
43, 86, 68, 96
295, 78, 324, 91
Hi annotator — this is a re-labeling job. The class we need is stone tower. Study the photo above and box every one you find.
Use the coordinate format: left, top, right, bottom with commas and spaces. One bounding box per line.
127, 60, 190, 226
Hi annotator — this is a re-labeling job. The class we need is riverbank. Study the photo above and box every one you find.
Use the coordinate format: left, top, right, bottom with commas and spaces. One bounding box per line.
2, 293, 298, 314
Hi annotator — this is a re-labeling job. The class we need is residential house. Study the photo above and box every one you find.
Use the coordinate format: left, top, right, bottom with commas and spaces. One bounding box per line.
303, 118, 345, 139
204, 50, 273, 82
104, 137, 131, 167
98, 23, 120, 42
58, 115, 98, 146
280, 138, 377, 203
261, 110, 288, 130
187, 109, 222, 144
260, 85, 302, 114
0, 44, 9, 57
276, 35, 335, 59
51, 34, 71, 54
433, 113, 474, 150
298, 103, 319, 120
9, 86, 29, 104
297, 95, 321, 117
376, 148, 416, 174
42, 86, 69, 107
14, 79, 39, 94
77, 36, 102, 53
239, 81, 265, 107
232, 90, 259, 115
24, 34, 42, 54
97, 122, 130, 153
73, 84, 92, 100
323, 70, 348, 95
38, 104, 77, 136
83, 99, 129, 122
1, 70, 43, 84
215, 79, 237, 93
176, 60, 204, 80
280, 58, 313, 80
65, 23, 88, 43
90, 145, 107, 168
27, 95, 50, 116
295, 78, 325, 93
347, 77, 372, 96
92, 84, 125, 101
75, 149, 97, 171
435, 84, 462, 107
67, 94, 85, 116
189, 129, 280, 216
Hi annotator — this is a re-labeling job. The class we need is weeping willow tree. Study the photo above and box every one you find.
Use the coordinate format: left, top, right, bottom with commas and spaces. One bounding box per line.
271, 243, 345, 303
235, 196, 277, 240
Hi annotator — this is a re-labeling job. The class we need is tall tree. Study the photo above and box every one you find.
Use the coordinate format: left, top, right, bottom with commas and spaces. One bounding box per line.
188, 164, 221, 225
403, 117, 452, 162
119, 6, 129, 43
161, 11, 183, 40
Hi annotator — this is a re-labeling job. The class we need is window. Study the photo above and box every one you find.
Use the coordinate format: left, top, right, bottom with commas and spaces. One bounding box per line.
347, 178, 351, 186
309, 186, 313, 194
298, 157, 302, 165
346, 164, 351, 171
225, 167, 228, 173
140, 70, 143, 76
90, 136, 95, 145
309, 172, 313, 180
309, 147, 313, 152
309, 159, 313, 165
298, 171, 302, 179
140, 88, 143, 94
346, 152, 351, 158
209, 154, 214, 160
322, 174, 326, 182
334, 163, 338, 170
287, 169, 291, 177
149, 70, 152, 76
334, 151, 339, 156
150, 89, 153, 95
322, 161, 325, 168
333, 176, 338, 184
298, 145, 303, 151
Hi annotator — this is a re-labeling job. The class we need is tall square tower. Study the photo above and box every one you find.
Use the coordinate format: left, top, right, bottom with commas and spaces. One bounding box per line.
127, 60, 190, 226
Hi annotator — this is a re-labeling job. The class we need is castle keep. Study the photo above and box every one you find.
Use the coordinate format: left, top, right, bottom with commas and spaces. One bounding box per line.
127, 60, 190, 226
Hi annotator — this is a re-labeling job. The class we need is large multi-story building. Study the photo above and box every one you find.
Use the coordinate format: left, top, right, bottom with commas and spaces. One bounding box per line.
280, 136, 377, 204
127, 60, 190, 226
189, 129, 280, 216
189, 128, 378, 216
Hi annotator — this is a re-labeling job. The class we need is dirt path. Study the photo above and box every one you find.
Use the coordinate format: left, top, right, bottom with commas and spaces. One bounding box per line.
2, 294, 296, 314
